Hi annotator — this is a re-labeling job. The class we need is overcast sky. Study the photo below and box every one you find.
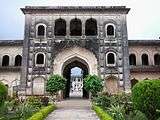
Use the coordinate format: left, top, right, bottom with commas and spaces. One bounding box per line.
0, 0, 160, 40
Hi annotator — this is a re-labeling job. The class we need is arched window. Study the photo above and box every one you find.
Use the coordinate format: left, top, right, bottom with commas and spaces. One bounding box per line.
85, 18, 97, 36
154, 54, 160, 65
36, 53, 45, 65
2, 55, 9, 66
142, 54, 149, 65
70, 18, 82, 36
37, 24, 46, 36
54, 18, 66, 36
106, 24, 115, 36
15, 55, 22, 66
106, 52, 116, 66
129, 54, 136, 65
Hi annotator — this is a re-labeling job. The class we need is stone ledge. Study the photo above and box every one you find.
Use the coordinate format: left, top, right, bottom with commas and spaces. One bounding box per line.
0, 66, 21, 71
130, 65, 160, 72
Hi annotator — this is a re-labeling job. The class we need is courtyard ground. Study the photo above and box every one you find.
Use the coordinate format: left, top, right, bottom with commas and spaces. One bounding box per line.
45, 98, 99, 120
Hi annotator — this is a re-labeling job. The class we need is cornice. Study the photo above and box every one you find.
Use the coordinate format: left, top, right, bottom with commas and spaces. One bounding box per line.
21, 6, 130, 14
0, 40, 23, 46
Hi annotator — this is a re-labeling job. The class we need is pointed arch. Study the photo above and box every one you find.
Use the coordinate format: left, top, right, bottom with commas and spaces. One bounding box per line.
53, 47, 98, 75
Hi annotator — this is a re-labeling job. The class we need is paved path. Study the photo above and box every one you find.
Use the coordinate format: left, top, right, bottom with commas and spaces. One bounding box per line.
45, 98, 99, 120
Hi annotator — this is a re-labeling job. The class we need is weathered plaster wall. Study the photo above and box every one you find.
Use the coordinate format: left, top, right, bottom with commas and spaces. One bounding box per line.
53, 47, 98, 75
0, 46, 22, 66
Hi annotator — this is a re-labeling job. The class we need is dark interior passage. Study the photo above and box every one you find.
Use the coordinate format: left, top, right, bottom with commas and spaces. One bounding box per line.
63, 60, 89, 99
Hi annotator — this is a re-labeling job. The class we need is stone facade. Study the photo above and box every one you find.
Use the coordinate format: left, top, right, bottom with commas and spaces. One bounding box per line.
0, 6, 160, 97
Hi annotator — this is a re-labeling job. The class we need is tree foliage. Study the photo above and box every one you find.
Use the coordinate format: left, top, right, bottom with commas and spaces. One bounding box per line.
84, 75, 103, 97
46, 74, 66, 96
0, 82, 8, 106
132, 80, 160, 120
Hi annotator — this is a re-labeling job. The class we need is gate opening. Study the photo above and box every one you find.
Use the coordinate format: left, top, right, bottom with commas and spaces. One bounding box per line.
63, 60, 89, 99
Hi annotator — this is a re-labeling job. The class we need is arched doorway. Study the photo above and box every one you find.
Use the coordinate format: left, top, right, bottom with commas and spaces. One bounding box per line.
53, 47, 98, 99
62, 57, 89, 99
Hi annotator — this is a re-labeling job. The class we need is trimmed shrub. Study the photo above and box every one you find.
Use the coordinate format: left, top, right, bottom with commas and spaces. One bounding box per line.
132, 80, 160, 120
0, 82, 8, 106
40, 105, 55, 118
84, 75, 103, 97
27, 104, 56, 120
28, 112, 43, 120
46, 74, 66, 102
93, 105, 113, 120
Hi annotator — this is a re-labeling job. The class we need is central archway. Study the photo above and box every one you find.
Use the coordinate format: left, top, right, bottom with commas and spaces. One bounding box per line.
53, 47, 98, 99
62, 57, 89, 98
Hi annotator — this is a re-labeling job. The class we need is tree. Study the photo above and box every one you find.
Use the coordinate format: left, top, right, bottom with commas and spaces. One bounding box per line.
84, 75, 103, 98
46, 74, 66, 101
0, 82, 8, 106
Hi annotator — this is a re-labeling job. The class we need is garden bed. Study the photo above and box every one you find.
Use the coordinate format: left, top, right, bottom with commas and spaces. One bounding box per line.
27, 104, 56, 120
92, 104, 113, 120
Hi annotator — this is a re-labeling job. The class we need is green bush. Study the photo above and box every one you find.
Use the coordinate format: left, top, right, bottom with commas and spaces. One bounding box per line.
0, 82, 8, 106
26, 96, 42, 109
132, 80, 160, 120
84, 75, 103, 97
46, 74, 66, 101
27, 104, 56, 120
126, 110, 148, 120
16, 102, 38, 120
107, 104, 125, 120
93, 95, 111, 110
111, 93, 132, 114
93, 105, 113, 120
